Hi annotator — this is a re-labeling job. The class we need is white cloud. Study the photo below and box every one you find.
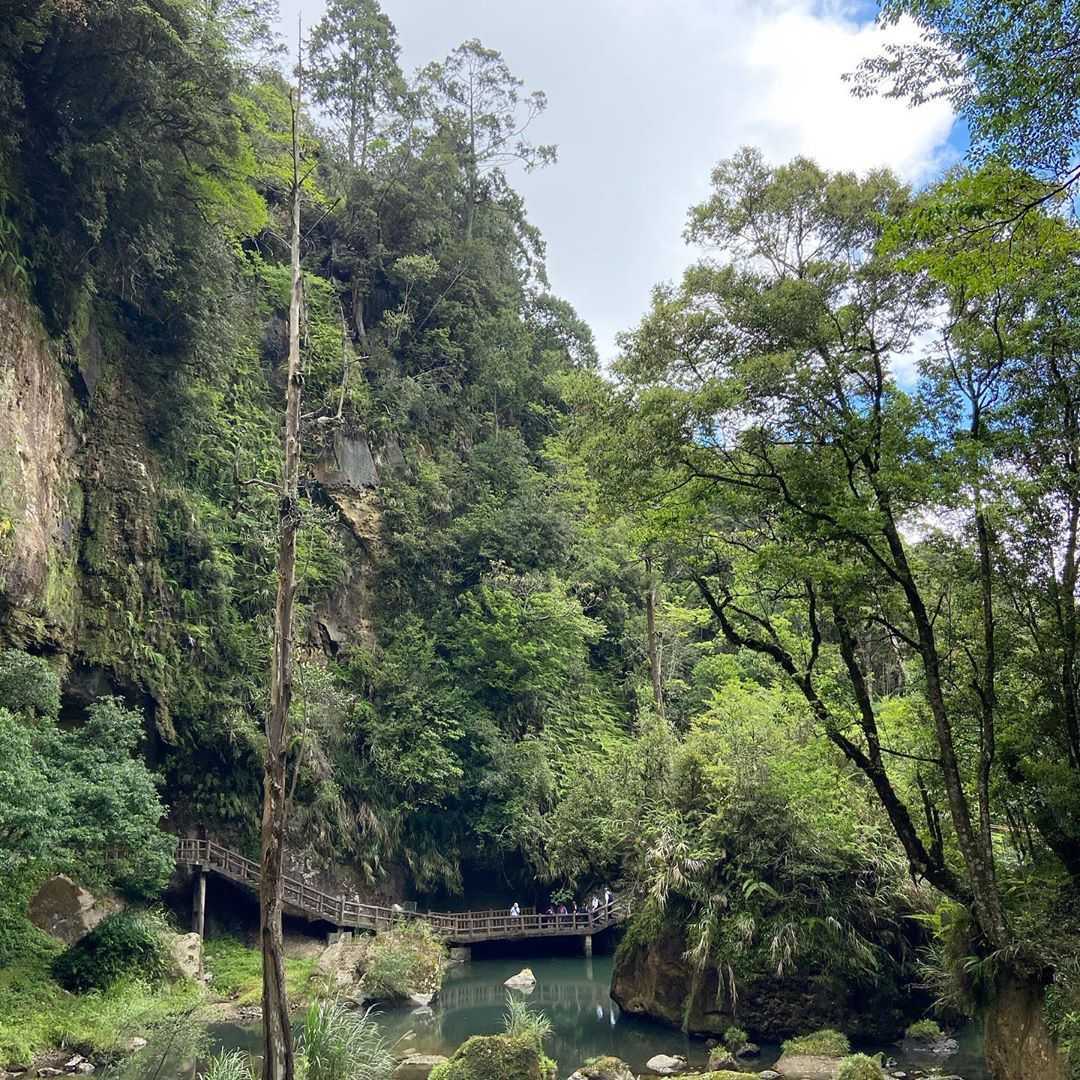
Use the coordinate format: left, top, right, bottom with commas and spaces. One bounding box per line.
277, 0, 957, 362
739, 5, 955, 181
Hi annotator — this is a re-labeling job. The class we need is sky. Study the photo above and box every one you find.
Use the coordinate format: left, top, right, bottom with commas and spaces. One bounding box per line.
275, 0, 957, 363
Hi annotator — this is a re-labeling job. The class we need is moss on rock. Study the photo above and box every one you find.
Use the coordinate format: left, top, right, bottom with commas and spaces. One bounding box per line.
427, 1034, 555, 1080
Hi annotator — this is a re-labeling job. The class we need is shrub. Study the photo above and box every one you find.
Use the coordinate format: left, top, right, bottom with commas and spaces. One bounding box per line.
905, 1018, 943, 1041
297, 1001, 395, 1080
199, 1050, 255, 1080
503, 993, 553, 1051
724, 1025, 749, 1052
51, 911, 171, 993
781, 1028, 851, 1057
359, 920, 445, 1000
837, 1053, 885, 1080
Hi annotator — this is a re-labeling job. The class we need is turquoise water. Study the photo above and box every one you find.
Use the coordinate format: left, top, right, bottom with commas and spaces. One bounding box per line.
205, 952, 991, 1077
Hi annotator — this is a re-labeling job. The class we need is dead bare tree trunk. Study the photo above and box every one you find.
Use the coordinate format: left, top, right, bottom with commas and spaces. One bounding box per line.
260, 44, 303, 1080
644, 554, 664, 715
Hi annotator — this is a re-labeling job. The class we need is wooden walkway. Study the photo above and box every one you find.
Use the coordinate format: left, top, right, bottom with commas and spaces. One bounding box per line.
177, 838, 626, 944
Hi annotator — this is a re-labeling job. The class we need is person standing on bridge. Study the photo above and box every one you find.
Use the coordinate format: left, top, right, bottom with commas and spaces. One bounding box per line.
510, 901, 521, 918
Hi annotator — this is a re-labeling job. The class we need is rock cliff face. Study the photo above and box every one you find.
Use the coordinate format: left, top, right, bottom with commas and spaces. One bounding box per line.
0, 296, 81, 652
610, 917, 917, 1043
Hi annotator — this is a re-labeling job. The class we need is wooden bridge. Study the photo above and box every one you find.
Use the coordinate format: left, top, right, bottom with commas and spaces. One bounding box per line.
177, 838, 626, 946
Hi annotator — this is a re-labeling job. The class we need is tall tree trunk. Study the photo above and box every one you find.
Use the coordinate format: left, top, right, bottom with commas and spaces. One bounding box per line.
984, 974, 1067, 1080
644, 554, 664, 715
260, 56, 303, 1080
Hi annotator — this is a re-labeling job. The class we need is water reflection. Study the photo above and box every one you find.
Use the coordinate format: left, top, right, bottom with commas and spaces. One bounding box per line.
197, 954, 991, 1079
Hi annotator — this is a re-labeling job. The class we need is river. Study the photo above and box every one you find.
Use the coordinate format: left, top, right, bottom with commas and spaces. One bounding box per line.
203, 953, 991, 1077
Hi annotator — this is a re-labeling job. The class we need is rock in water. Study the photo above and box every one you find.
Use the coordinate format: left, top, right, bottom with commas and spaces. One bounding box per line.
772, 1054, 842, 1079
503, 967, 536, 990
391, 1054, 448, 1079
566, 1057, 636, 1080
706, 1047, 740, 1070
644, 1054, 687, 1075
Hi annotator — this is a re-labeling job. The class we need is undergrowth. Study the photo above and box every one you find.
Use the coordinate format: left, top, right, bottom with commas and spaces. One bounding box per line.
781, 1028, 851, 1057
0, 955, 202, 1067
202, 935, 320, 1005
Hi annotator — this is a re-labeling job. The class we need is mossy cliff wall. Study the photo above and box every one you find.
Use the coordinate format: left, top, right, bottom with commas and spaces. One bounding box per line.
0, 296, 81, 652
0, 293, 386, 895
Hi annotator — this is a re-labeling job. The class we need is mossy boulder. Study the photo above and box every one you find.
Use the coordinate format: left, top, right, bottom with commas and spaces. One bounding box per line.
836, 1055, 884, 1080
706, 1046, 740, 1069
566, 1057, 634, 1080
427, 1034, 555, 1080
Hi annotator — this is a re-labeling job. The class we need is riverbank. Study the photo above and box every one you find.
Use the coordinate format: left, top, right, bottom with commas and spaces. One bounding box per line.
0, 928, 326, 1072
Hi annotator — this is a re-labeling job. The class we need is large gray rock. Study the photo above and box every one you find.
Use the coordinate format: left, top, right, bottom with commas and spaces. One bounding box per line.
504, 967, 536, 991
391, 1055, 448, 1080
316, 432, 379, 490
901, 1034, 959, 1056
27, 876, 120, 945
644, 1055, 687, 1075
772, 1054, 841, 1079
169, 932, 202, 980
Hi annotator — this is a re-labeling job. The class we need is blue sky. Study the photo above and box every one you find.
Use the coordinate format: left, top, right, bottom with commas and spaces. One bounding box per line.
276, 0, 959, 361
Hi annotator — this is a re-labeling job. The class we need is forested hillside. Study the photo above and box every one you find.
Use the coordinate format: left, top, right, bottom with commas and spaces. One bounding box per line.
0, 0, 641, 899
1, 2, 1079, 1080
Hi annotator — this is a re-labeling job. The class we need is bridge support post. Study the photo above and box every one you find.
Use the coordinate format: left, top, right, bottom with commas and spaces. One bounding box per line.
583, 933, 592, 957
192, 867, 206, 938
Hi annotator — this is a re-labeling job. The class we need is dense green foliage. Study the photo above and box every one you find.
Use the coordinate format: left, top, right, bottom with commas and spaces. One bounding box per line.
51, 911, 171, 993
0, 650, 172, 901
570, 138, 1080, 1060
0, 948, 202, 1068
357, 920, 445, 1000
0, 0, 638, 899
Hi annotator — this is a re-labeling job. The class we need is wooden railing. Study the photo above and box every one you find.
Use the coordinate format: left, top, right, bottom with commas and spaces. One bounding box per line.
176, 838, 626, 942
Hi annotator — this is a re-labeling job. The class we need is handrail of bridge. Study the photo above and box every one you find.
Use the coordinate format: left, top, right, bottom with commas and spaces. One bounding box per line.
176, 837, 626, 940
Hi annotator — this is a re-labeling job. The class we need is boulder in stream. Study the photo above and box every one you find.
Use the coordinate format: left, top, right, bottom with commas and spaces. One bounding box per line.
503, 967, 536, 991
566, 1057, 635, 1080
392, 1054, 448, 1080
772, 1053, 842, 1079
644, 1054, 687, 1075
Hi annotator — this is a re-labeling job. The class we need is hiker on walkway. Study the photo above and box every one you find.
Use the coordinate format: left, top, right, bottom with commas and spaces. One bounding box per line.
510, 901, 521, 918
